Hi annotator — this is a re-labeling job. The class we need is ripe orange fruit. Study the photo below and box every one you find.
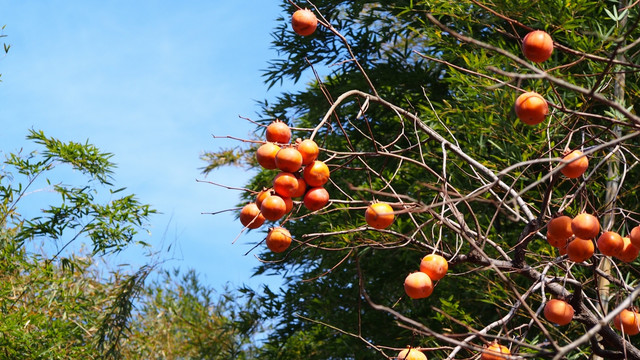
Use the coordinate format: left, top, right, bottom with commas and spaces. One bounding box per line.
273, 172, 299, 198
630, 225, 640, 249
404, 272, 433, 299
481, 342, 510, 360
514, 91, 548, 125
256, 142, 281, 169
419, 254, 448, 281
522, 30, 553, 63
260, 195, 287, 221
266, 227, 293, 253
557, 243, 568, 256
597, 231, 624, 257
297, 139, 319, 165
291, 175, 307, 198
275, 147, 303, 173
255, 188, 272, 209
616, 237, 640, 263
547, 215, 573, 240
266, 120, 291, 144
560, 150, 589, 179
614, 309, 640, 335
543, 299, 574, 326
303, 187, 329, 211
546, 231, 569, 248
365, 202, 395, 229
239, 203, 266, 229
291, 8, 318, 36
566, 237, 594, 263
303, 160, 330, 187
397, 347, 427, 360
278, 195, 293, 214
571, 213, 600, 239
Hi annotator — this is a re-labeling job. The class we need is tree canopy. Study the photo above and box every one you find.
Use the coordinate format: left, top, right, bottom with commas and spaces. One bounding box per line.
207, 0, 640, 359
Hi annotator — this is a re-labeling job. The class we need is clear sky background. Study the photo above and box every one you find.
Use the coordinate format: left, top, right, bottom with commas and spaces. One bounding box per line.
0, 1, 298, 290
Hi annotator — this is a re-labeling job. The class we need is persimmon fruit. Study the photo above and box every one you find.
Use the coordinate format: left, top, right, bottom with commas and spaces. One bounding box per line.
275, 147, 303, 173
260, 195, 287, 221
291, 8, 318, 36
547, 215, 573, 240
239, 203, 265, 229
291, 175, 307, 198
303, 160, 330, 187
560, 150, 589, 179
522, 30, 553, 63
266, 120, 291, 144
273, 172, 300, 198
597, 231, 624, 257
614, 309, 640, 335
419, 254, 448, 281
255, 188, 272, 209
630, 225, 640, 249
404, 272, 433, 299
278, 195, 293, 214
297, 139, 319, 165
481, 342, 510, 360
303, 187, 329, 211
514, 91, 548, 125
397, 347, 427, 360
571, 213, 600, 239
546, 231, 569, 248
557, 243, 568, 256
266, 227, 292, 253
256, 142, 281, 170
566, 237, 594, 263
616, 237, 640, 263
365, 202, 395, 229
543, 299, 574, 326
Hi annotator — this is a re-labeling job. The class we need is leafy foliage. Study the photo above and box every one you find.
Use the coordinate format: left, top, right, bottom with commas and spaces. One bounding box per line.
0, 131, 156, 358
207, 0, 640, 358
200, 147, 249, 174
3, 129, 155, 259
120, 269, 262, 359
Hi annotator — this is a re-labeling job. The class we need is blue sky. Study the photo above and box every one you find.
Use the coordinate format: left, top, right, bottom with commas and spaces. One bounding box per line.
0, 1, 299, 290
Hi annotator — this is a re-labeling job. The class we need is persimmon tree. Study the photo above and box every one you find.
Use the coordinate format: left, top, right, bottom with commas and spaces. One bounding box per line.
205, 0, 640, 359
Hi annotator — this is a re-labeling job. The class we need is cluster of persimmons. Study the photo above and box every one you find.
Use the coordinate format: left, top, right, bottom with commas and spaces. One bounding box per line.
238, 115, 401, 252
475, 29, 640, 359
239, 119, 328, 253
544, 212, 640, 331
235, 8, 639, 360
